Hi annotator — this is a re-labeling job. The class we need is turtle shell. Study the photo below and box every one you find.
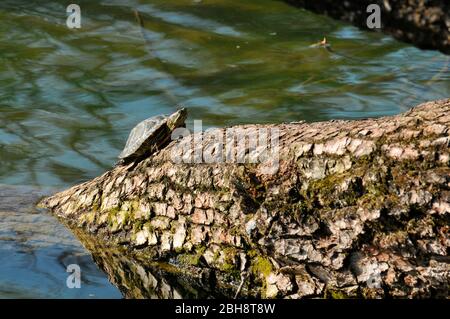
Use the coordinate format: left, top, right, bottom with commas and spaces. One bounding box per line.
118, 108, 187, 162
118, 115, 168, 160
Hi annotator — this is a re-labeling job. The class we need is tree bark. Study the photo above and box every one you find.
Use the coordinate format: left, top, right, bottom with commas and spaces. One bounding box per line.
40, 99, 450, 298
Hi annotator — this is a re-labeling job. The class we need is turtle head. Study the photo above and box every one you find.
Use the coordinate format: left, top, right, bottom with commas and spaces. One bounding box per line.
167, 108, 187, 130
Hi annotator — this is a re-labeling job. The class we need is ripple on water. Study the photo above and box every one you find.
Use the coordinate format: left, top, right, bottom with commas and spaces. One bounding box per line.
0, 185, 122, 298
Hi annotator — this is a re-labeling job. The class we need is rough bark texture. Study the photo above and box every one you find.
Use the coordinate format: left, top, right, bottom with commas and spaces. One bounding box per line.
285, 0, 450, 54
40, 99, 450, 299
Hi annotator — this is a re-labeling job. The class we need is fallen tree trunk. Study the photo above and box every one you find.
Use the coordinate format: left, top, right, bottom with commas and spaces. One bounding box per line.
284, 0, 450, 54
40, 99, 450, 298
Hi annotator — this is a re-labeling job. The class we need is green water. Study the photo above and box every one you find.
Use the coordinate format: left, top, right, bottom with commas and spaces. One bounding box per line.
0, 0, 448, 298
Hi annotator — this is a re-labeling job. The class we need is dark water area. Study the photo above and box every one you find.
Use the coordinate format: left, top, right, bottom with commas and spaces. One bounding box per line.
0, 0, 448, 298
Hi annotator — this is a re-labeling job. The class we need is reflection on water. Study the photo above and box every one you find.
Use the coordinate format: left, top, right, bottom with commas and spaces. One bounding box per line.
0, 0, 449, 298
70, 226, 234, 299
0, 185, 122, 298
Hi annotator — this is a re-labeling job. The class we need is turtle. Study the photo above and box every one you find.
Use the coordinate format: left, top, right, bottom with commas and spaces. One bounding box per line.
117, 108, 187, 165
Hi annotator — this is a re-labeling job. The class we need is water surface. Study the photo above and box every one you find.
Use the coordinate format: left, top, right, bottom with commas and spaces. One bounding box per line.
0, 185, 122, 298
0, 0, 448, 298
